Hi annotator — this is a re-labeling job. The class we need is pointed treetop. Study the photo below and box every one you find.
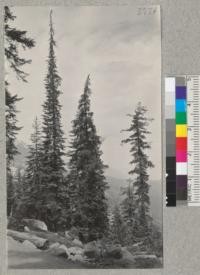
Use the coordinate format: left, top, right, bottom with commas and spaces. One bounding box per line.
50, 9, 53, 27
49, 9, 55, 45
83, 74, 91, 96
86, 74, 91, 86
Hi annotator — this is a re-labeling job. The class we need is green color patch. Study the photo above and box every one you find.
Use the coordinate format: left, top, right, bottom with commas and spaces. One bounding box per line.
176, 112, 187, 124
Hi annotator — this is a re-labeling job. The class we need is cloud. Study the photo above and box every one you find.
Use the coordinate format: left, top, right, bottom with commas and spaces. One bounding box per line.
8, 6, 161, 180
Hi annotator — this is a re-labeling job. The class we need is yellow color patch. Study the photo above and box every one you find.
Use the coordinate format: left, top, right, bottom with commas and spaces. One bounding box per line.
176, 125, 187, 137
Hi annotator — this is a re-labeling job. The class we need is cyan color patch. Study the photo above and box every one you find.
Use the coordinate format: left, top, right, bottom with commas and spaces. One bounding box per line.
176, 99, 187, 112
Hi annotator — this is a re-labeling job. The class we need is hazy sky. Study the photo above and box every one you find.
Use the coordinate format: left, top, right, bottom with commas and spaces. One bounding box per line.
6, 6, 161, 180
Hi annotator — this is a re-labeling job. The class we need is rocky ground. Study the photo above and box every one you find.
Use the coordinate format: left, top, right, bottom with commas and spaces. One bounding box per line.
8, 237, 87, 269
7, 218, 163, 269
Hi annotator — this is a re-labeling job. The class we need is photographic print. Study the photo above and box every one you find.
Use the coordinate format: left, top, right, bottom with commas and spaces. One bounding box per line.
5, 5, 162, 269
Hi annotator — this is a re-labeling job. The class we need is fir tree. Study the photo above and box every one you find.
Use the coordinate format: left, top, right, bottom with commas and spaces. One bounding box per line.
18, 117, 43, 219
5, 6, 35, 216
68, 75, 109, 242
40, 11, 67, 232
121, 102, 154, 239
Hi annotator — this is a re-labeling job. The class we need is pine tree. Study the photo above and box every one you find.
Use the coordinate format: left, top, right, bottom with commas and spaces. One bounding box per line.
121, 102, 154, 239
5, 6, 35, 216
18, 117, 43, 219
40, 11, 67, 232
121, 181, 137, 243
110, 205, 126, 245
68, 75, 109, 242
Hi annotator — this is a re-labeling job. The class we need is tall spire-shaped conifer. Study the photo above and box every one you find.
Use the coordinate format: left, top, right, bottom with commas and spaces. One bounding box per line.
40, 11, 67, 232
68, 75, 109, 241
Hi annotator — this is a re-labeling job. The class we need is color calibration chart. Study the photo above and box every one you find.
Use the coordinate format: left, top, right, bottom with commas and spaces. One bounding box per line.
165, 76, 200, 207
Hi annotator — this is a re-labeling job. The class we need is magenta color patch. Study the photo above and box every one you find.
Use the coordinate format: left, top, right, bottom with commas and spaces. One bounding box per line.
176, 150, 187, 162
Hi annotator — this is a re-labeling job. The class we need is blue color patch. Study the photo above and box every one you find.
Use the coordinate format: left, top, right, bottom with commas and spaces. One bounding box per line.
176, 99, 187, 112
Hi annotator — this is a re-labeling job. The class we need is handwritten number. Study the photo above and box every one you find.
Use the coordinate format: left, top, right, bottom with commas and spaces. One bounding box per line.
137, 7, 157, 16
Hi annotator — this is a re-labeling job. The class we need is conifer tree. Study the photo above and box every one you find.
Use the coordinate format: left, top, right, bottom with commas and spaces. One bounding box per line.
5, 6, 35, 81
5, 6, 35, 216
6, 85, 22, 216
5, 83, 22, 170
18, 117, 43, 219
68, 75, 109, 241
40, 11, 67, 231
121, 102, 154, 239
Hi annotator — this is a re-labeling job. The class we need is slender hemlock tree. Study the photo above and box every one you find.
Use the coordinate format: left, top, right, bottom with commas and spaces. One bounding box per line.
68, 75, 109, 242
5, 6, 35, 216
40, 11, 67, 232
121, 102, 154, 239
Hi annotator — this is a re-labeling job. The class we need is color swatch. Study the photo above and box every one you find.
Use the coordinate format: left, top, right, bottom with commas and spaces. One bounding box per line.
175, 77, 187, 202
165, 77, 176, 206
166, 75, 200, 206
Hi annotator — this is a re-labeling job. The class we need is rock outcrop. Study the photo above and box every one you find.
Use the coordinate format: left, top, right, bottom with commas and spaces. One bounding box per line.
7, 229, 49, 249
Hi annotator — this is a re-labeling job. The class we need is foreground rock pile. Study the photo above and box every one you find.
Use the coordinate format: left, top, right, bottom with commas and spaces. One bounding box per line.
7, 218, 162, 268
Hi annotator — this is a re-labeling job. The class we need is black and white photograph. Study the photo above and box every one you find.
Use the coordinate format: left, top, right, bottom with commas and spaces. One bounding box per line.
5, 5, 162, 269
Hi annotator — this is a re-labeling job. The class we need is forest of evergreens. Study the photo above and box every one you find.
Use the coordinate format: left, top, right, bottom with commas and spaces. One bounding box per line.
6, 7, 162, 268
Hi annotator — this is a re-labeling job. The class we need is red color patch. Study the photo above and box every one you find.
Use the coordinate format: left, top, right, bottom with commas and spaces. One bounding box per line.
176, 137, 187, 150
